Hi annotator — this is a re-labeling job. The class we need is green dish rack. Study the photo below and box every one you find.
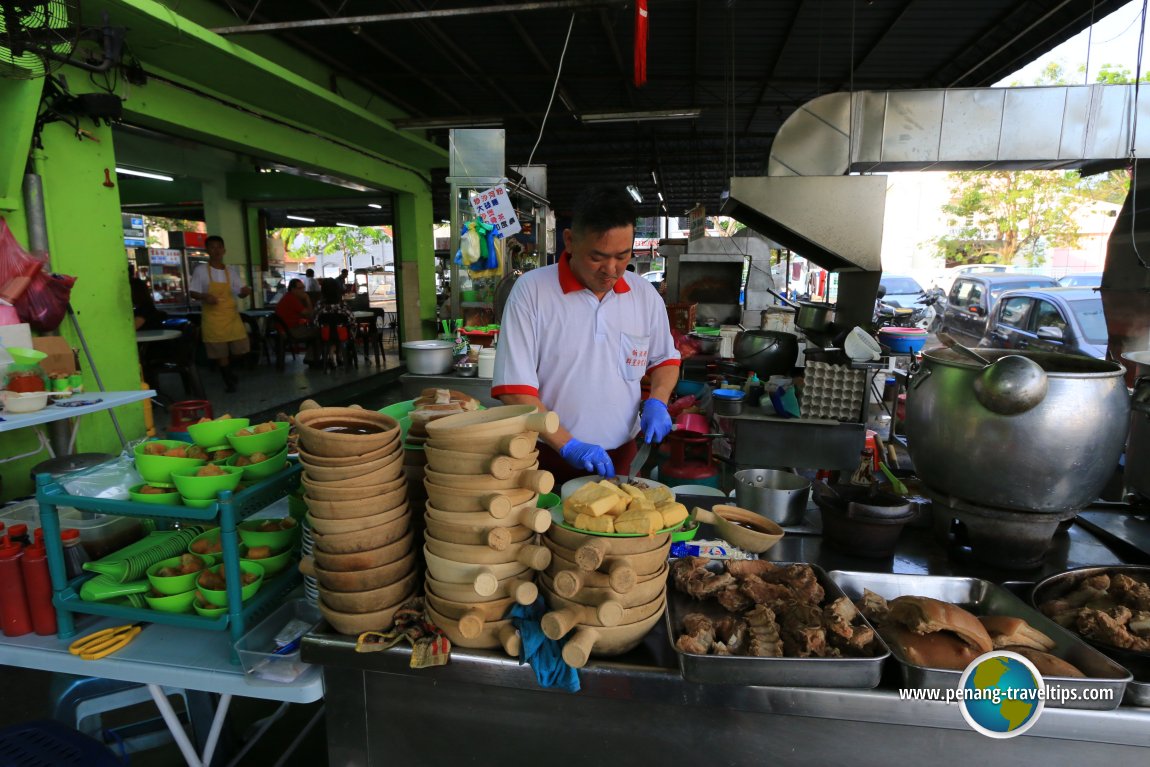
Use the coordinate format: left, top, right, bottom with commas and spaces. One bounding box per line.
35, 460, 304, 656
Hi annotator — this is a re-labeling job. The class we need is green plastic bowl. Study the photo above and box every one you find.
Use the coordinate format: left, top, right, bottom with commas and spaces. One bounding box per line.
147, 554, 210, 595
145, 589, 197, 614
170, 464, 244, 500
182, 498, 217, 510
226, 422, 290, 456
188, 529, 223, 563
241, 545, 295, 577
193, 596, 228, 617
224, 445, 289, 482
134, 441, 207, 486
7, 347, 47, 366
238, 518, 299, 551
196, 561, 264, 607
671, 520, 701, 543
128, 484, 183, 506
537, 492, 561, 510
187, 418, 250, 449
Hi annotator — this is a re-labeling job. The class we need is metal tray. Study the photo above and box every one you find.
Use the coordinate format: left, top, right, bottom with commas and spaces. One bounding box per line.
1031, 565, 1150, 707
830, 571, 1131, 710
666, 561, 890, 688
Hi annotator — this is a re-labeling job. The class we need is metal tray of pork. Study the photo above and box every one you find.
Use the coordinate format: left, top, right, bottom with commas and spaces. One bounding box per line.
1031, 565, 1150, 707
830, 571, 1131, 710
666, 559, 890, 688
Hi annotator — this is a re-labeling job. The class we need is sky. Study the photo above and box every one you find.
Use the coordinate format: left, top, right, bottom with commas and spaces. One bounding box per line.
999, 1, 1150, 85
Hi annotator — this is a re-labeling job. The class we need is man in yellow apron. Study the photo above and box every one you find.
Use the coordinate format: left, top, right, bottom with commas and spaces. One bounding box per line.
188, 235, 252, 392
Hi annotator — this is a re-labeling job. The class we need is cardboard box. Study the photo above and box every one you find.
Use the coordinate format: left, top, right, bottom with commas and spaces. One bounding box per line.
32, 336, 76, 376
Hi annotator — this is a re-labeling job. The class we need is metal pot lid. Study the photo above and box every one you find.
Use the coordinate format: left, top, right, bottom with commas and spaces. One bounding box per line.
921, 346, 1124, 377
403, 340, 454, 350
712, 389, 744, 400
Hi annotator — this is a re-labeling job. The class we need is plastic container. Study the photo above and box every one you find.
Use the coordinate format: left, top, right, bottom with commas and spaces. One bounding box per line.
234, 598, 322, 683
877, 327, 928, 354
0, 500, 146, 561
477, 347, 496, 378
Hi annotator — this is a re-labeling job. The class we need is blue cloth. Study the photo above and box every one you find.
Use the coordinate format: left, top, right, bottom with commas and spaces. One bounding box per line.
639, 398, 672, 443
559, 438, 615, 478
509, 598, 580, 692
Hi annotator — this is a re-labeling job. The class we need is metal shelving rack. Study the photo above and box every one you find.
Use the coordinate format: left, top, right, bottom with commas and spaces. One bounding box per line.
35, 462, 303, 653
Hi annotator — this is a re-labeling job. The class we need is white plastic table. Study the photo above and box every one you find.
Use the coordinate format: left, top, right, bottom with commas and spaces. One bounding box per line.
0, 611, 324, 766
0, 390, 154, 460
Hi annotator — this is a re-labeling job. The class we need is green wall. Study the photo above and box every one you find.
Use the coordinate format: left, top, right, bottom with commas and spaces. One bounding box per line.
1, 0, 446, 500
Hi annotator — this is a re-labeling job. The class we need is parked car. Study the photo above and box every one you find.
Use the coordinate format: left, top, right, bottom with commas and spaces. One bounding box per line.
978, 287, 1108, 359
932, 263, 1013, 294
1057, 272, 1103, 288
878, 273, 926, 308
940, 273, 1059, 345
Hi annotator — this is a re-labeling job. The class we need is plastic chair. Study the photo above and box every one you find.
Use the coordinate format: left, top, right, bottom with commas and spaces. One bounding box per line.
167, 400, 213, 433
0, 719, 122, 767
357, 315, 386, 367
269, 315, 307, 371
49, 675, 193, 759
319, 315, 356, 371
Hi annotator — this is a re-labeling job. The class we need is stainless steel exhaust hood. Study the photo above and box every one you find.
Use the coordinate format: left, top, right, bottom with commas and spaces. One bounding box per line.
722, 84, 1150, 275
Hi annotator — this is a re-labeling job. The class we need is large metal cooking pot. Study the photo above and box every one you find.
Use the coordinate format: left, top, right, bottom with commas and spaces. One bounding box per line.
734, 469, 810, 526
402, 339, 455, 375
733, 330, 798, 379
904, 347, 1129, 512
795, 301, 835, 333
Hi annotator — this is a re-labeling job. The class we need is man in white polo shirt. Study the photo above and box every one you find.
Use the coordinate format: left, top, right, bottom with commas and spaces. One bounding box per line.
492, 186, 680, 482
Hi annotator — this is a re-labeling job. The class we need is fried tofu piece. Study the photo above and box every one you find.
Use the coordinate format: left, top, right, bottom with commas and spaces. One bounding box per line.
641, 485, 674, 505
597, 481, 630, 515
614, 508, 663, 534
562, 505, 580, 525
575, 513, 615, 533
657, 501, 689, 529
566, 483, 620, 517
618, 483, 645, 502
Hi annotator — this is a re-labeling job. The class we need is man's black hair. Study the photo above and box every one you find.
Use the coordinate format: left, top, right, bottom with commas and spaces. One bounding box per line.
571, 185, 636, 236
205, 235, 225, 247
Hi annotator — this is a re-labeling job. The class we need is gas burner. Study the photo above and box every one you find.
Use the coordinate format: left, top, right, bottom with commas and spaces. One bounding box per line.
922, 485, 1079, 570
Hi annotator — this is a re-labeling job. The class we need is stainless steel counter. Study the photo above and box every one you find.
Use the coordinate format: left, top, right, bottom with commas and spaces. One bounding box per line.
302, 506, 1150, 766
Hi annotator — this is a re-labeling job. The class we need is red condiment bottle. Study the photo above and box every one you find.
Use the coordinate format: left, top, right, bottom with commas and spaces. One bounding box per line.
8, 524, 30, 548
20, 543, 57, 636
0, 536, 33, 637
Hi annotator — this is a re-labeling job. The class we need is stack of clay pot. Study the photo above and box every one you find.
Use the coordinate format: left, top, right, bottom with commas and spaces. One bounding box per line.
420, 405, 560, 651
541, 523, 670, 668
295, 406, 417, 636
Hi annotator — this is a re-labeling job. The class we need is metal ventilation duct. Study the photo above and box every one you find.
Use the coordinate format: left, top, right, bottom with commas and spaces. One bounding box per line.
721, 85, 1149, 275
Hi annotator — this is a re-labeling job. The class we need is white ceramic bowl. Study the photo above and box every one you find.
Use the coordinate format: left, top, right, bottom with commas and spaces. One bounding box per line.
1, 390, 50, 414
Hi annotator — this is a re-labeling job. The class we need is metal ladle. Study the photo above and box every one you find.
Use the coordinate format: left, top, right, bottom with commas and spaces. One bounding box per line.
936, 333, 1048, 415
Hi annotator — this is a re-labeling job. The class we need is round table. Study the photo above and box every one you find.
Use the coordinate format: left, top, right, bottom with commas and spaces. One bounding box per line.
135, 329, 183, 343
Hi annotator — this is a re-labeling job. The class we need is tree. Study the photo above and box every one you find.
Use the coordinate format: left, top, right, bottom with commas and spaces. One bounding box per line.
275, 226, 391, 271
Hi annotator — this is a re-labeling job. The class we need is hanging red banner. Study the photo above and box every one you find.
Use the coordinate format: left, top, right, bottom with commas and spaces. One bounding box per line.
634, 0, 648, 87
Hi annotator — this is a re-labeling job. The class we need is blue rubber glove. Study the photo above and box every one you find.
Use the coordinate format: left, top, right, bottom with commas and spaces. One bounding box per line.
559, 438, 615, 478
639, 399, 673, 443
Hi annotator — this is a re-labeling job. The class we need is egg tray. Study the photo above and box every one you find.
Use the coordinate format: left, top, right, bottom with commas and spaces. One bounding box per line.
800, 362, 866, 421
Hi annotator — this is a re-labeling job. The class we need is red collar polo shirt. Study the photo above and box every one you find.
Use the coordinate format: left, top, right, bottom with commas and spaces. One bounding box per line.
491, 252, 681, 451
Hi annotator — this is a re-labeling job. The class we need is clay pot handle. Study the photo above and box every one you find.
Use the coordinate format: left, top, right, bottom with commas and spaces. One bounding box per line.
692, 507, 716, 526
525, 411, 560, 435
607, 561, 637, 593
517, 506, 552, 533
481, 493, 512, 518
502, 433, 535, 458
518, 470, 555, 495
595, 600, 624, 627
561, 626, 600, 668
473, 568, 499, 597
485, 528, 512, 551
499, 623, 521, 657
542, 608, 580, 640
298, 556, 316, 577
574, 538, 609, 571
508, 578, 538, 605
458, 609, 486, 639
488, 455, 514, 480
517, 543, 551, 571
552, 568, 583, 597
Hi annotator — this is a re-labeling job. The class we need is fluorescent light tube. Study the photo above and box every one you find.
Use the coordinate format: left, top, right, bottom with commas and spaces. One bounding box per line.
580, 108, 702, 124
286, 215, 315, 223
115, 167, 174, 181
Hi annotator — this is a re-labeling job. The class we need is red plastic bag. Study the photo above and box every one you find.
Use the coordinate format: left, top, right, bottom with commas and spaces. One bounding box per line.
0, 218, 76, 332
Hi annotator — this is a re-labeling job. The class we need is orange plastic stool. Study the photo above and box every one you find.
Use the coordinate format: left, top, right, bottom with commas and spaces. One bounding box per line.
168, 400, 213, 433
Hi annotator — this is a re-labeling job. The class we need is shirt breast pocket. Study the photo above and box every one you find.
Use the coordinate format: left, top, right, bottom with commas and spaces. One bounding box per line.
620, 332, 650, 381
